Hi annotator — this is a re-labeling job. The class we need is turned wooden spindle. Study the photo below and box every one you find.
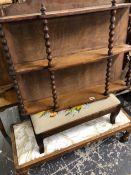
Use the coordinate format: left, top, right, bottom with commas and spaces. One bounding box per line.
104, 0, 116, 96
126, 54, 131, 88
0, 23, 26, 114
41, 4, 58, 111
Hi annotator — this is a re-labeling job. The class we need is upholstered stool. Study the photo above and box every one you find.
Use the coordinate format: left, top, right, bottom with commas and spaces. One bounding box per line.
30, 94, 121, 153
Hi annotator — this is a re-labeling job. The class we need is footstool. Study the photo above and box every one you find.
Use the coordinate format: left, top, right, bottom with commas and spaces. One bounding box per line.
30, 94, 121, 153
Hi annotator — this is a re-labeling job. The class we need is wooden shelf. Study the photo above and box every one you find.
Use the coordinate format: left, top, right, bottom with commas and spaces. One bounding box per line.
0, 88, 17, 110
15, 44, 131, 74
51, 44, 131, 71
0, 3, 131, 23
15, 59, 48, 74
24, 80, 127, 115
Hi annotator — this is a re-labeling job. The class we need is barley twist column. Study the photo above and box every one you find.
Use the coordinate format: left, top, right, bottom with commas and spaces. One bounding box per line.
0, 23, 26, 115
41, 4, 58, 111
104, 0, 116, 96
126, 54, 131, 88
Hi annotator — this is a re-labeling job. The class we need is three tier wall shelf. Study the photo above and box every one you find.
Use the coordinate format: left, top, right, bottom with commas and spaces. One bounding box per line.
0, 0, 131, 115
0, 0, 131, 174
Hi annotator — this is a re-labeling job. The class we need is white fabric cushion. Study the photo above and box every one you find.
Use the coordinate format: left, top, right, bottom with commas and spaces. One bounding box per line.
15, 110, 130, 165
0, 0, 12, 4
31, 94, 120, 134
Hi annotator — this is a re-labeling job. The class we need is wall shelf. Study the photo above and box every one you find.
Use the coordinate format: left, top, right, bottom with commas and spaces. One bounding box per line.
1, 0, 130, 116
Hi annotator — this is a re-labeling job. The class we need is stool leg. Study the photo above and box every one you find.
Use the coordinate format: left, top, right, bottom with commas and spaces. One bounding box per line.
110, 105, 121, 124
30, 118, 44, 153
35, 134, 44, 154
0, 118, 8, 137
119, 131, 130, 143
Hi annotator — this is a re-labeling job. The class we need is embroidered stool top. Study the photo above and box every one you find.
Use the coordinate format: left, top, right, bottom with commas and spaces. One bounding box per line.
31, 94, 120, 134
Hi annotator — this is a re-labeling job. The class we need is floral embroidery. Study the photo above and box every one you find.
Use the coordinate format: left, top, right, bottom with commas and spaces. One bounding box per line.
65, 105, 83, 117
50, 112, 57, 117
37, 111, 47, 118
37, 104, 88, 118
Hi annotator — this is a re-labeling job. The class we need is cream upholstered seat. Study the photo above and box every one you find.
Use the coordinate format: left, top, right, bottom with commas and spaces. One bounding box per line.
31, 94, 120, 134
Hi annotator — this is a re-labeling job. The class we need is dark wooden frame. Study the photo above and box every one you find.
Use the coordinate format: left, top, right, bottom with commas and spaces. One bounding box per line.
11, 109, 131, 175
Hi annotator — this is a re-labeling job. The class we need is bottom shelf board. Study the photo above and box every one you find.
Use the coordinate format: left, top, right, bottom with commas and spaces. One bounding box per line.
24, 80, 127, 115
0, 88, 17, 110
11, 109, 131, 171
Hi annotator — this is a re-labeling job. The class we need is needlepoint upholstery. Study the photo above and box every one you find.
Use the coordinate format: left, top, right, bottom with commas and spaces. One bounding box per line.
31, 94, 120, 134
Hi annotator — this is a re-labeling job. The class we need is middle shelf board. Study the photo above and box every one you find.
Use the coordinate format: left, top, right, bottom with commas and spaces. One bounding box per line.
23, 80, 127, 115
15, 59, 48, 74
15, 44, 131, 74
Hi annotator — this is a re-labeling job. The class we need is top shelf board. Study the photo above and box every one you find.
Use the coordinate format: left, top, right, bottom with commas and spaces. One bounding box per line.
0, 3, 131, 23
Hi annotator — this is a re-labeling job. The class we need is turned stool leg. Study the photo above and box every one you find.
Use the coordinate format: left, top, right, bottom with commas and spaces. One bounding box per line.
35, 134, 44, 154
110, 105, 121, 124
0, 118, 8, 137
119, 131, 130, 143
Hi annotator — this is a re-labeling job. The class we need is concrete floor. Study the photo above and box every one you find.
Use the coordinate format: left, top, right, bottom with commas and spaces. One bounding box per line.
0, 92, 131, 175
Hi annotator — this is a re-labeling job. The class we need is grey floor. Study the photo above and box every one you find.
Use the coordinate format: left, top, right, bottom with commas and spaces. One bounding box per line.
0, 92, 131, 175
